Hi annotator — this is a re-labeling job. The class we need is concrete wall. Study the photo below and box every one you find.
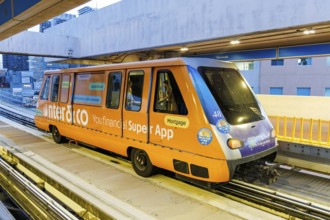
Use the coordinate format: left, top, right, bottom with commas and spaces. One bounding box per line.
0, 31, 79, 57
240, 61, 260, 94
258, 94, 330, 120
260, 57, 330, 96
2, 0, 330, 57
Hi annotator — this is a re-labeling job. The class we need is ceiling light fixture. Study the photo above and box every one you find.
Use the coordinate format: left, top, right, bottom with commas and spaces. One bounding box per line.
230, 39, 240, 45
180, 47, 189, 52
303, 29, 315, 35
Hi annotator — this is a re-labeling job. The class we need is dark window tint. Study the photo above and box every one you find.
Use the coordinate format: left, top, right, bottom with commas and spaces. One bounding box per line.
51, 75, 60, 102
154, 70, 187, 115
271, 59, 284, 66
126, 71, 144, 111
270, 87, 283, 95
106, 72, 122, 109
298, 57, 312, 65
297, 87, 311, 96
40, 76, 50, 100
199, 67, 263, 125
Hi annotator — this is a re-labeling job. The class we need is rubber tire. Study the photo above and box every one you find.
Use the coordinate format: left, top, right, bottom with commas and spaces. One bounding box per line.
131, 148, 156, 177
52, 126, 65, 144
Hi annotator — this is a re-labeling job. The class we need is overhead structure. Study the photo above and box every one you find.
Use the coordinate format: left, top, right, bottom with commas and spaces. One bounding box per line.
0, 0, 90, 41
2, 0, 330, 64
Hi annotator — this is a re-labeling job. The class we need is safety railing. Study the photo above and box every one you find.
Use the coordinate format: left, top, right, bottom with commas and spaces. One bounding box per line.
269, 116, 330, 148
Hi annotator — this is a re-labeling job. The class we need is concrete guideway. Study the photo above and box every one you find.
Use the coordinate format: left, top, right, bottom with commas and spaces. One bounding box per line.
0, 116, 283, 220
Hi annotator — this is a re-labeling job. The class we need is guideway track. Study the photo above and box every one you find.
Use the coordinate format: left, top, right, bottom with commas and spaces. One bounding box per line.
216, 180, 330, 220
0, 106, 36, 129
0, 157, 77, 220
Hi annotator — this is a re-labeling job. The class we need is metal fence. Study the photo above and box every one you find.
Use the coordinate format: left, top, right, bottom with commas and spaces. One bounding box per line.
269, 116, 330, 148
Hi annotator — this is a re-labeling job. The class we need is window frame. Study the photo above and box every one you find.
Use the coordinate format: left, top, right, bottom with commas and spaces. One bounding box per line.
50, 75, 60, 102
106, 71, 122, 109
60, 74, 71, 103
40, 75, 51, 101
153, 69, 188, 115
125, 70, 144, 112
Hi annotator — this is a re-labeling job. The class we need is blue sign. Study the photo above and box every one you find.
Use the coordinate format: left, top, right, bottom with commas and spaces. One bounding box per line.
195, 48, 277, 61
279, 43, 330, 58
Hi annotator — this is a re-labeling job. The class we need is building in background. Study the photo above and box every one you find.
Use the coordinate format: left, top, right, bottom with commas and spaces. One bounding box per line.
51, 13, 76, 26
78, 6, 95, 16
2, 54, 29, 71
40, 13, 76, 33
259, 56, 330, 96
234, 56, 330, 97
39, 21, 51, 33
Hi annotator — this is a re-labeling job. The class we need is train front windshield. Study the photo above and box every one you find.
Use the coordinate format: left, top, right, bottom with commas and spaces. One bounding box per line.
198, 67, 264, 125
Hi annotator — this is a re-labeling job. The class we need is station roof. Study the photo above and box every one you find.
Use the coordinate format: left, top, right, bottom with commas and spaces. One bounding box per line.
1, 0, 330, 63
0, 0, 89, 41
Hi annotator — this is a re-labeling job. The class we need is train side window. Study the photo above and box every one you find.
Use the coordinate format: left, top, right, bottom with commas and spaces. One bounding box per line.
125, 71, 144, 111
40, 76, 50, 100
50, 75, 60, 102
154, 70, 188, 115
106, 72, 122, 109
73, 72, 105, 106
60, 75, 71, 103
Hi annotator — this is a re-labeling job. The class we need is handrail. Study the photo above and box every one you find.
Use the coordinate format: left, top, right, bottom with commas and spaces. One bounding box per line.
269, 116, 330, 148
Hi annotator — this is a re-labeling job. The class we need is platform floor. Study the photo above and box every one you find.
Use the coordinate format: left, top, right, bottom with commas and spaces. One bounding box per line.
0, 115, 283, 219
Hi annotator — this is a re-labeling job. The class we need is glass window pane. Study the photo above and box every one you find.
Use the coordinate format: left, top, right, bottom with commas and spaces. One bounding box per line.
60, 75, 70, 103
106, 72, 122, 109
270, 87, 283, 95
40, 76, 50, 100
51, 75, 60, 102
297, 87, 311, 96
154, 70, 187, 115
235, 62, 254, 71
74, 72, 105, 106
298, 58, 312, 66
198, 66, 263, 125
271, 59, 284, 66
325, 88, 330, 96
126, 71, 144, 111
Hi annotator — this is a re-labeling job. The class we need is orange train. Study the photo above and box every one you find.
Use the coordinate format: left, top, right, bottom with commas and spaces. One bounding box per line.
35, 58, 277, 187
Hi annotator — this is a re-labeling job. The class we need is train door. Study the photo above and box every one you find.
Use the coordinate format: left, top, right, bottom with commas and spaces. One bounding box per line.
49, 74, 61, 121
58, 73, 72, 124
123, 68, 151, 142
149, 67, 194, 153
102, 70, 125, 136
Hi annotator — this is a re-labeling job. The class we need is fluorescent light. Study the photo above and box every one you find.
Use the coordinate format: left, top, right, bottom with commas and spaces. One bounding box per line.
180, 47, 189, 52
303, 29, 315, 35
230, 39, 240, 45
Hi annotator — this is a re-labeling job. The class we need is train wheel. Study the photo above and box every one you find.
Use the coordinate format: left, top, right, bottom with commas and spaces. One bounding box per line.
131, 148, 156, 177
52, 126, 65, 144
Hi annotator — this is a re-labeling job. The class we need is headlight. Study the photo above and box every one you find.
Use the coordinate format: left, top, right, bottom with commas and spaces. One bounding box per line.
227, 138, 244, 149
270, 129, 276, 139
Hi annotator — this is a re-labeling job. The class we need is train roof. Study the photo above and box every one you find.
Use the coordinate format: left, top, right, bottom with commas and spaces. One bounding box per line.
44, 57, 237, 74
